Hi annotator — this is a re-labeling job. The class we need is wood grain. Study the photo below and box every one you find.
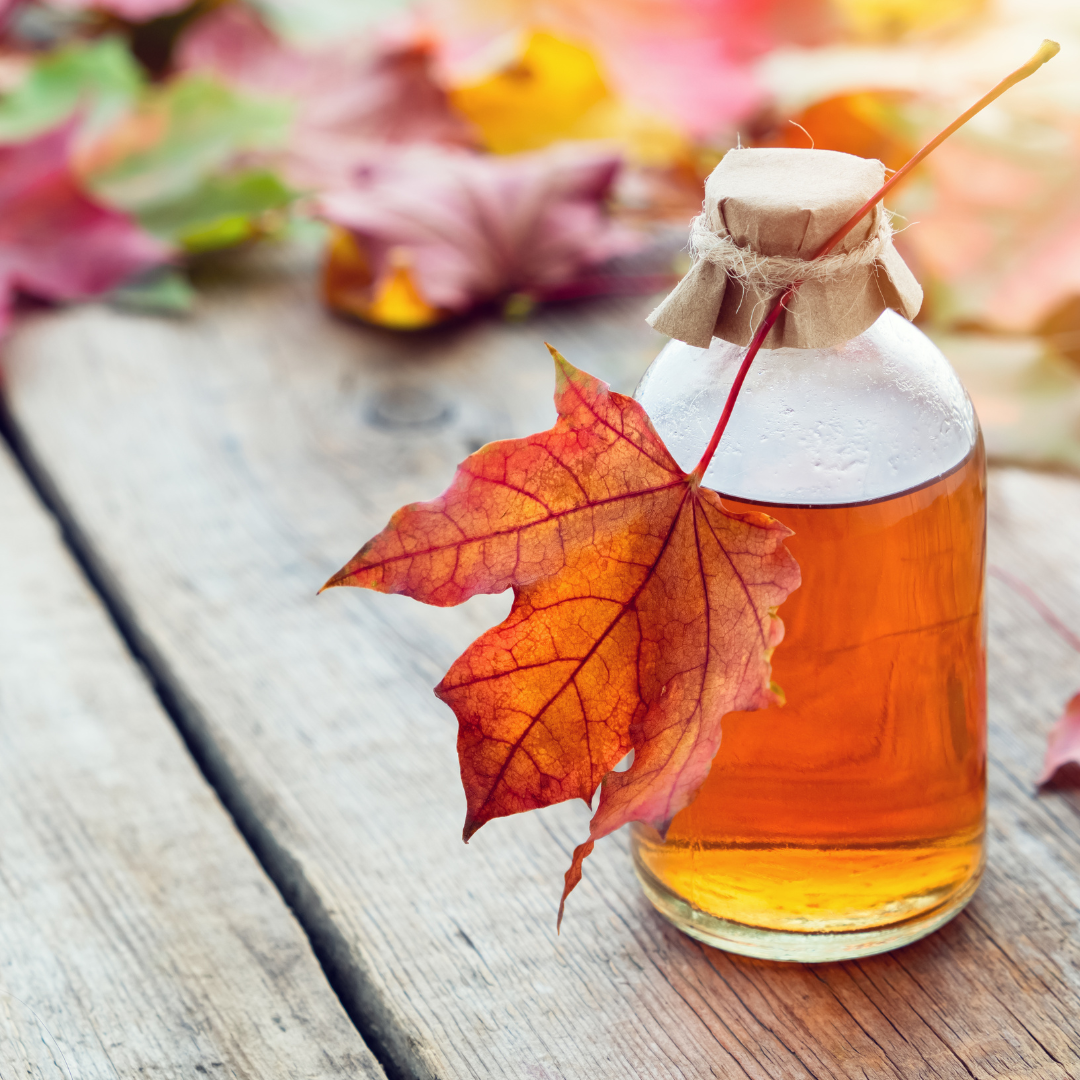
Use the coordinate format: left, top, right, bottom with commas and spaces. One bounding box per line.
3, 244, 1079, 1079
0, 436, 384, 1079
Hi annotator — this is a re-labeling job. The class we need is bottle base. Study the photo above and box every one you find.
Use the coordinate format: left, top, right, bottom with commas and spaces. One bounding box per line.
634, 855, 982, 963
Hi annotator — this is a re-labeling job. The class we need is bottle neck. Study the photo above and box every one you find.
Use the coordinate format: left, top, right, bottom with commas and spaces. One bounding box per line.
636, 310, 976, 506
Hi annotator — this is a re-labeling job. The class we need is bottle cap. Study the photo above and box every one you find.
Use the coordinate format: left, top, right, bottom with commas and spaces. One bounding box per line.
648, 148, 922, 350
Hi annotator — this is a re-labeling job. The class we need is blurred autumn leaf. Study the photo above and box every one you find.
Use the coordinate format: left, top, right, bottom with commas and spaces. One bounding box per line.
109, 265, 196, 312
449, 30, 607, 153
134, 168, 292, 251
0, 122, 169, 332
81, 74, 288, 206
439, 0, 836, 141
79, 73, 292, 251
323, 230, 443, 331
318, 142, 640, 329
0, 37, 143, 143
175, 5, 476, 187
760, 92, 916, 174
447, 30, 689, 167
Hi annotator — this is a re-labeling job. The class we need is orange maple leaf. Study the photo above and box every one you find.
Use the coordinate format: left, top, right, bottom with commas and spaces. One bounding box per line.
325, 348, 800, 921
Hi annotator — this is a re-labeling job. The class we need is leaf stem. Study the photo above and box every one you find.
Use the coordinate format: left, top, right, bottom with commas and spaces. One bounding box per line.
690, 38, 1060, 484
689, 284, 793, 485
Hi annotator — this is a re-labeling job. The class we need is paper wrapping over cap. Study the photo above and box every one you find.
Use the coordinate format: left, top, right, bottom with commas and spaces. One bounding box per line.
648, 148, 923, 350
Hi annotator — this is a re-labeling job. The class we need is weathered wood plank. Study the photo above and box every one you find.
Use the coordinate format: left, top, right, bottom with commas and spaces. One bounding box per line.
4, 246, 1079, 1079
0, 436, 384, 1079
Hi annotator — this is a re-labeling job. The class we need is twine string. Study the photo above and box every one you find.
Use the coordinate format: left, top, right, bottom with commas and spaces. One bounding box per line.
687, 207, 891, 290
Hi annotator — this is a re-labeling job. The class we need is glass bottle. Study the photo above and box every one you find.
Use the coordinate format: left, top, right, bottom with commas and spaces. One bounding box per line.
630, 307, 986, 962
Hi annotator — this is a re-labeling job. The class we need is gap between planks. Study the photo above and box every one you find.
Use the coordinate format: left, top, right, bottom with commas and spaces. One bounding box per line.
0, 386, 411, 1080
0, 418, 385, 1080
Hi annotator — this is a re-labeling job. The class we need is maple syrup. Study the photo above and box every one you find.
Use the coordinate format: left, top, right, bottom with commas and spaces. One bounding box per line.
632, 443, 986, 959
631, 307, 986, 960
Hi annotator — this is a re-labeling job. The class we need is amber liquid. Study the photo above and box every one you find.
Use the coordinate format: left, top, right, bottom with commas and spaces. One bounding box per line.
633, 441, 987, 936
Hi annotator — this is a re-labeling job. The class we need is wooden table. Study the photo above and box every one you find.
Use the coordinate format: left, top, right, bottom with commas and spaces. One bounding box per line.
2, 244, 1078, 1080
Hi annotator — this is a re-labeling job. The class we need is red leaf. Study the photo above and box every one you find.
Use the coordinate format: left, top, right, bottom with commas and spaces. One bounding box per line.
0, 124, 170, 333
325, 349, 799, 921
1040, 693, 1080, 789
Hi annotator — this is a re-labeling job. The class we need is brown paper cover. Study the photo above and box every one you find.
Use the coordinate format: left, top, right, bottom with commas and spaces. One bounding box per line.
648, 148, 922, 350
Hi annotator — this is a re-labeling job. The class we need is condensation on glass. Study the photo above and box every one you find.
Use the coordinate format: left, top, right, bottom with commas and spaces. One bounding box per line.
631, 309, 986, 962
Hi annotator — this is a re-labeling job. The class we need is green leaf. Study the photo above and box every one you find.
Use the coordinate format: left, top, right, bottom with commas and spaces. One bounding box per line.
0, 37, 144, 144
109, 268, 196, 314
136, 169, 294, 251
85, 74, 291, 211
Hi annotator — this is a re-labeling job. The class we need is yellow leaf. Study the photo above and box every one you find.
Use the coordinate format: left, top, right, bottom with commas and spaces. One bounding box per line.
322, 231, 444, 330
449, 30, 609, 154
366, 253, 443, 330
449, 29, 689, 167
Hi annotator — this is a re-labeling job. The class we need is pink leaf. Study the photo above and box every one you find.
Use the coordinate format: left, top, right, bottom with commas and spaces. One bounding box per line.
0, 124, 170, 333
318, 143, 641, 314
1040, 692, 1080, 789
